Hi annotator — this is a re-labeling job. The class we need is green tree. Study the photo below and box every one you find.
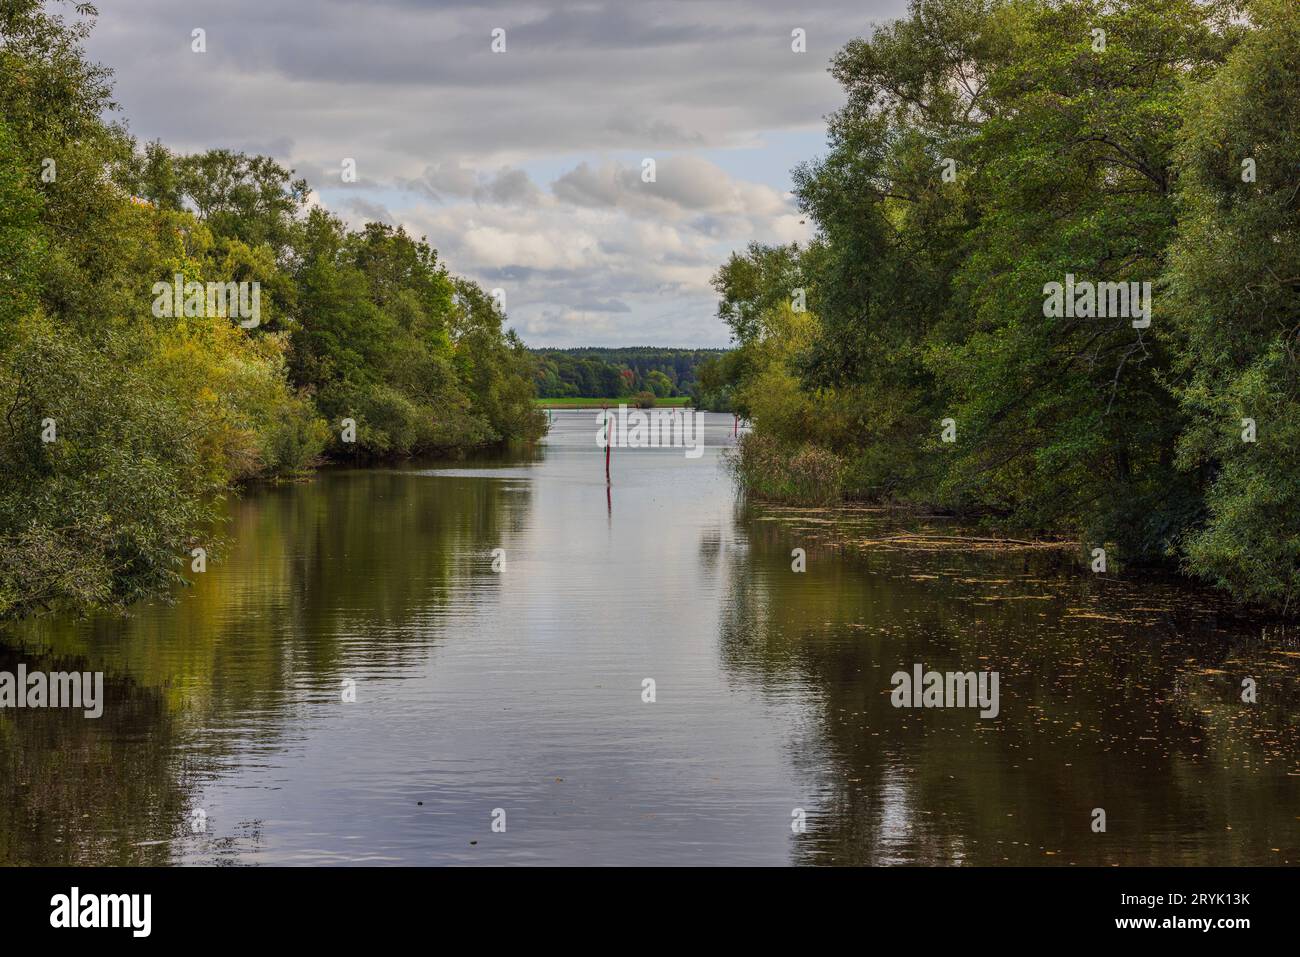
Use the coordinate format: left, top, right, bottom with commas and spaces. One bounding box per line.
1164, 0, 1300, 609
645, 369, 673, 397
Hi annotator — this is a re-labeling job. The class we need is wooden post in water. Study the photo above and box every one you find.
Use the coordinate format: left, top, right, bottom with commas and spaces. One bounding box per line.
733, 413, 738, 437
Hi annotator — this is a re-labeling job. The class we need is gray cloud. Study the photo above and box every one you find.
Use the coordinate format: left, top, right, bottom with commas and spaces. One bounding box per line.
81, 0, 910, 346
401, 161, 480, 200
571, 297, 631, 313
400, 163, 541, 206
342, 197, 396, 225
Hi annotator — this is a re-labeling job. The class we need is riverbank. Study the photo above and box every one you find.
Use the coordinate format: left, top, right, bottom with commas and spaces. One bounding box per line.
736, 491, 1300, 622
0, 3, 547, 623
7, 416, 1297, 865
705, 3, 1300, 617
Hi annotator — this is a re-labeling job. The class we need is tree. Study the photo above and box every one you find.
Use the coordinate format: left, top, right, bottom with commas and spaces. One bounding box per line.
645, 369, 673, 397
0, 1, 541, 619
1164, 0, 1300, 609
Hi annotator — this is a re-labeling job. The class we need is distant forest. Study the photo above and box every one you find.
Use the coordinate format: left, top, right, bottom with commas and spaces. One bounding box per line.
531, 347, 726, 399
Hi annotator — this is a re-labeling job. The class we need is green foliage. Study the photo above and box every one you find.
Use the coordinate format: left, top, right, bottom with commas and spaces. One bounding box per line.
713, 243, 805, 345
931, 0, 1228, 554
1163, 0, 1300, 610
0, 122, 44, 334
644, 369, 673, 397
532, 347, 722, 399
0, 315, 217, 616
0, 2, 541, 619
717, 0, 1296, 611
731, 432, 846, 506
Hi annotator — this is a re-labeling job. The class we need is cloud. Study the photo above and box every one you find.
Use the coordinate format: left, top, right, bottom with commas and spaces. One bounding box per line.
341, 197, 396, 226
570, 298, 631, 313
402, 161, 480, 200
400, 163, 542, 206
478, 168, 543, 205
552, 156, 790, 221
81, 0, 907, 345
383, 165, 807, 347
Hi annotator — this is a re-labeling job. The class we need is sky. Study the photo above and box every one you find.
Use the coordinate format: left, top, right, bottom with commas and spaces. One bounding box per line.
82, 0, 910, 348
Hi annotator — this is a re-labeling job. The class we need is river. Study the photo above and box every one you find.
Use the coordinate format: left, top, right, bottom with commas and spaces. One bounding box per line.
2, 409, 1297, 865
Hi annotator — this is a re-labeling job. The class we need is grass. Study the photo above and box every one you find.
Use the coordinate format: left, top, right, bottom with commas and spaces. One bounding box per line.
533, 396, 693, 408
730, 432, 846, 506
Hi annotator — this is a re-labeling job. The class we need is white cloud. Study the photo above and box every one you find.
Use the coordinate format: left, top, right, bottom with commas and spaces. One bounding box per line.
82, 0, 903, 344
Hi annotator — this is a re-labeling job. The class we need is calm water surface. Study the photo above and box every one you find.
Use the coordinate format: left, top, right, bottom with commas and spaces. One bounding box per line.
2, 410, 1298, 865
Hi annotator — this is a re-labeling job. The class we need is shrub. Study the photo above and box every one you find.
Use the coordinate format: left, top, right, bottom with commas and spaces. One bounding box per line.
730, 432, 845, 506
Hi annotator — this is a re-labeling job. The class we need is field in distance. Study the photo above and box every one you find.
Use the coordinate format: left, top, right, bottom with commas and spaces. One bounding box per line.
533, 396, 693, 408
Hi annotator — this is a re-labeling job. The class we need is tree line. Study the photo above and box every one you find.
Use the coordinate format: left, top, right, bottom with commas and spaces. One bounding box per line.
0, 1, 544, 619
712, 0, 1298, 612
532, 347, 723, 399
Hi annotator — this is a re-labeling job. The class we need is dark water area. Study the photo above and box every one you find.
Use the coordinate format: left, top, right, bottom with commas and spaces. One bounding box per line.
2, 410, 1297, 865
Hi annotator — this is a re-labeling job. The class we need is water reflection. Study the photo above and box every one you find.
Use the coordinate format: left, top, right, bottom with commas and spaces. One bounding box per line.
2, 462, 535, 864
1, 410, 1296, 865
719, 504, 1300, 865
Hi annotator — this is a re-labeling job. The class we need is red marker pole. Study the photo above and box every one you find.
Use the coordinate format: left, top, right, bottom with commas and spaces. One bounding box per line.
604, 403, 611, 484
